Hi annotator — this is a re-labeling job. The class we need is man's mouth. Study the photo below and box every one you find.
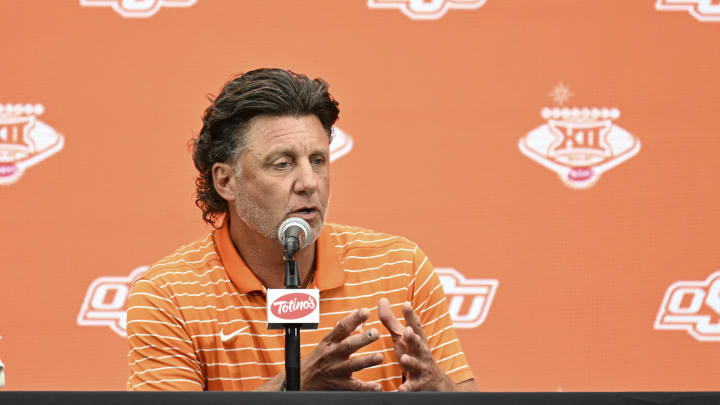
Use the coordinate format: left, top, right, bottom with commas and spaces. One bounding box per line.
290, 207, 319, 218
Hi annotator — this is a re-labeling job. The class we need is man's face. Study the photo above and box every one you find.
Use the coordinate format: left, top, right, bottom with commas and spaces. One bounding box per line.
231, 114, 330, 244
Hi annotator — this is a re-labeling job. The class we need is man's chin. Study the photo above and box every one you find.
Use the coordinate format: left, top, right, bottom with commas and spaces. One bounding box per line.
311, 222, 325, 243
308, 215, 326, 245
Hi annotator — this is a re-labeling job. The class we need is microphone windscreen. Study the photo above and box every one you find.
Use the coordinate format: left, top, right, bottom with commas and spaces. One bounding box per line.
277, 218, 312, 249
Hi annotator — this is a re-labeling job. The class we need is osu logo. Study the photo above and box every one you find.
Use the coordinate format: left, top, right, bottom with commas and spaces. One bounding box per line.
367, 0, 487, 20
519, 83, 641, 189
655, 271, 720, 341
436, 267, 498, 328
330, 127, 353, 162
656, 0, 720, 22
0, 104, 64, 186
77, 266, 147, 336
79, 0, 197, 18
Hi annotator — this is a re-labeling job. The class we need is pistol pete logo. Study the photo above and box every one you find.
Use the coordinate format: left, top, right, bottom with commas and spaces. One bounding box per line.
77, 266, 147, 337
655, 271, 720, 341
519, 83, 641, 189
367, 0, 487, 20
437, 268, 498, 328
79, 0, 197, 18
330, 127, 353, 162
0, 104, 64, 186
271, 293, 317, 320
656, 0, 720, 22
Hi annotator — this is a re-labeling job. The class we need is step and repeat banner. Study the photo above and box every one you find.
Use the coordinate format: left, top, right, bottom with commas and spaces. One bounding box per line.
1, 0, 720, 391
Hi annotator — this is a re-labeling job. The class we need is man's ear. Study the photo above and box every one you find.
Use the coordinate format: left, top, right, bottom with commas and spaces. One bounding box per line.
212, 162, 236, 202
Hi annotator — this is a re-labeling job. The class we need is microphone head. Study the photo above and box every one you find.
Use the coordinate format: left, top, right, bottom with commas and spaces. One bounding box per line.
278, 217, 313, 250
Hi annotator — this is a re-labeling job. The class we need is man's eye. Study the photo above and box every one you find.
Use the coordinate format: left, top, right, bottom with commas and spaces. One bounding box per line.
273, 161, 291, 169
312, 157, 326, 166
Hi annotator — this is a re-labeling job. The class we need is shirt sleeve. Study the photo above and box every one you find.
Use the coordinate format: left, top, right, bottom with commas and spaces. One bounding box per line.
126, 275, 204, 391
409, 246, 475, 385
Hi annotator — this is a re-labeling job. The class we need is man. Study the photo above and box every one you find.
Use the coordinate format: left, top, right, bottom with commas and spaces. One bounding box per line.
126, 68, 476, 392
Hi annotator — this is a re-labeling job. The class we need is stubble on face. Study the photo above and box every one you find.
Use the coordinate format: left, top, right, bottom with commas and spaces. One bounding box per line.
233, 176, 328, 244
232, 168, 283, 242
228, 115, 330, 246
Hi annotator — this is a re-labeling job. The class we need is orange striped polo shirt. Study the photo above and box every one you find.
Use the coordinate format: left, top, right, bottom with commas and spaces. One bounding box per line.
126, 222, 474, 391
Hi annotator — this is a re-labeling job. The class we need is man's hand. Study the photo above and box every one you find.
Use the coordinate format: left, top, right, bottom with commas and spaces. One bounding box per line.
300, 308, 383, 391
377, 298, 458, 391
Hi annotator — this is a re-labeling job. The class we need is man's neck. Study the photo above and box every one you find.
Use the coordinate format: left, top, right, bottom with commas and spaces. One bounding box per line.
227, 212, 316, 290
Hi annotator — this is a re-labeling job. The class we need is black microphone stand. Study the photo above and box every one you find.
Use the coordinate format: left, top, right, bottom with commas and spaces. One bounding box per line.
283, 238, 301, 391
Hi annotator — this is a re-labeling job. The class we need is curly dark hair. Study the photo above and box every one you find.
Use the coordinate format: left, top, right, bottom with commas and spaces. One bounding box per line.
192, 68, 340, 227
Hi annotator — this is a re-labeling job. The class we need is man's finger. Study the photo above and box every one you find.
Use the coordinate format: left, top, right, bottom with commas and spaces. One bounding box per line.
398, 353, 425, 375
345, 353, 383, 372
378, 297, 405, 338
402, 326, 430, 360
402, 301, 426, 341
398, 378, 421, 392
348, 379, 382, 392
336, 328, 379, 357
327, 308, 369, 343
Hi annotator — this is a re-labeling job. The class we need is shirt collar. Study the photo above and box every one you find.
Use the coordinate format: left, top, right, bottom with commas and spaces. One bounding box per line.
214, 220, 345, 294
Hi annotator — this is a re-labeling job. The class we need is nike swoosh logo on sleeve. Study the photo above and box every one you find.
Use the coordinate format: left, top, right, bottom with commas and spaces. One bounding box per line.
220, 325, 250, 342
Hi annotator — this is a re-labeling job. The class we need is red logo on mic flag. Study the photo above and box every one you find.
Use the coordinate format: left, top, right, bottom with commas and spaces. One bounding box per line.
266, 288, 320, 327
271, 293, 317, 320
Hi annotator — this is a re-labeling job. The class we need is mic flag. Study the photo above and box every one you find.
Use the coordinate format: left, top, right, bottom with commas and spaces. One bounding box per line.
267, 289, 320, 330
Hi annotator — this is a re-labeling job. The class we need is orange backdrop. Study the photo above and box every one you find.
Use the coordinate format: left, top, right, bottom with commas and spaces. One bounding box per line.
1, 0, 720, 391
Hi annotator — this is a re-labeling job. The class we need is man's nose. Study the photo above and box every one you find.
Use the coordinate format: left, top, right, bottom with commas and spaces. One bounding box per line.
293, 160, 318, 194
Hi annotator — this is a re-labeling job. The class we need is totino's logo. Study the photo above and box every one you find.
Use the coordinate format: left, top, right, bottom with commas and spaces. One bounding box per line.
437, 268, 498, 328
519, 83, 641, 189
656, 0, 720, 22
0, 104, 64, 186
367, 0, 487, 20
79, 0, 197, 18
77, 266, 146, 336
271, 293, 317, 320
655, 271, 720, 341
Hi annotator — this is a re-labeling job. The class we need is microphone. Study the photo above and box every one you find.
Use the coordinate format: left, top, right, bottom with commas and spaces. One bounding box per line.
270, 218, 320, 392
278, 217, 312, 259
